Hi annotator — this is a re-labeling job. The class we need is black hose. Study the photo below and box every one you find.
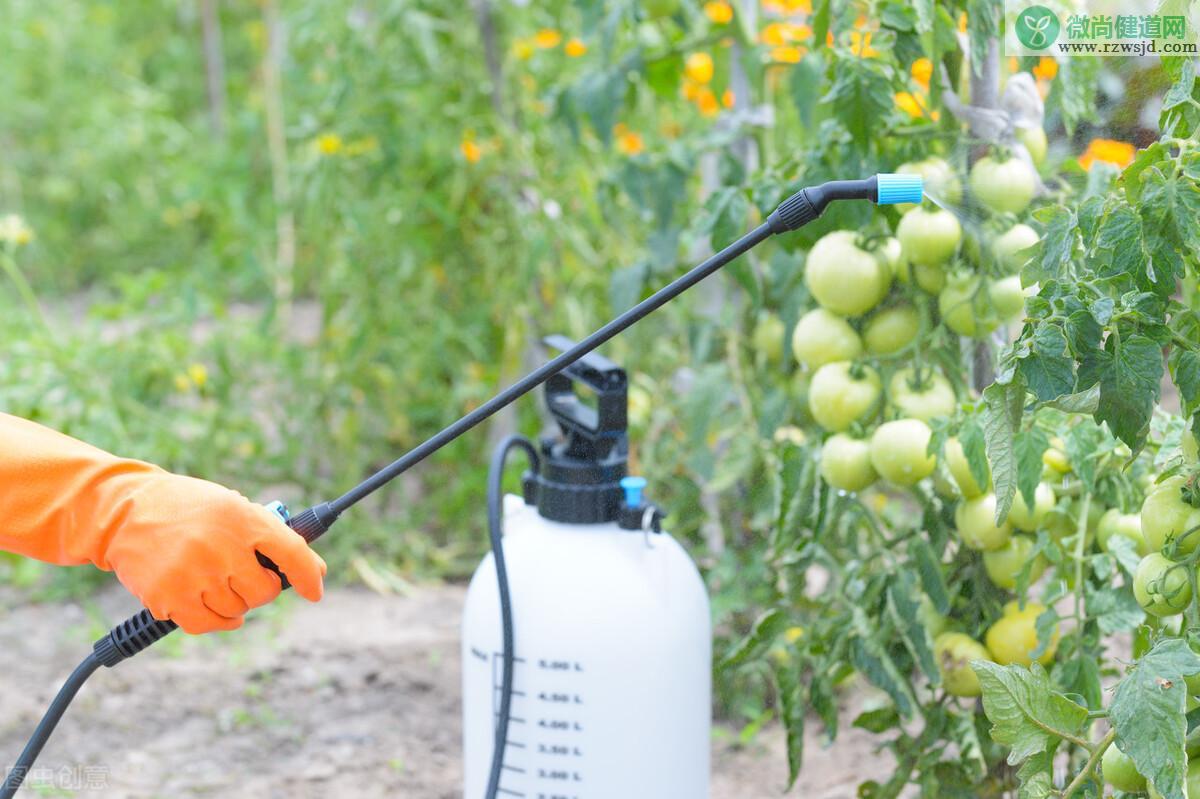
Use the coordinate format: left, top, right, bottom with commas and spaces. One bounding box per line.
0, 654, 102, 799
484, 435, 539, 799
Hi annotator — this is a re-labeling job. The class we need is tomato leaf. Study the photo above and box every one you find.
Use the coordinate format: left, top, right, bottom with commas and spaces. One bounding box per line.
1084, 582, 1144, 635
973, 661, 1088, 766
1015, 748, 1057, 799
1088, 334, 1163, 453
1105, 534, 1144, 577
1013, 428, 1049, 519
983, 381, 1025, 524
1110, 639, 1200, 799
769, 655, 805, 788
720, 608, 789, 669
1122, 142, 1167, 204
850, 607, 917, 718
822, 60, 891, 151
908, 536, 950, 614
887, 571, 939, 683
960, 417, 990, 499
1169, 349, 1200, 417
1018, 325, 1075, 402
1025, 206, 1078, 287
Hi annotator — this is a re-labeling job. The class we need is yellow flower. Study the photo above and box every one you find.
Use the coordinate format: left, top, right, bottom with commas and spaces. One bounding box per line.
696, 87, 720, 116
565, 37, 587, 57
1032, 56, 1058, 81
314, 133, 343, 156
461, 137, 483, 163
761, 22, 787, 45
849, 30, 878, 57
0, 214, 34, 246
769, 45, 804, 63
1078, 138, 1136, 169
705, 1, 734, 24
894, 91, 940, 120
680, 79, 702, 101
958, 12, 968, 33
187, 363, 209, 389
910, 57, 933, 91
534, 28, 562, 48
513, 38, 534, 60
722, 88, 735, 108
685, 52, 714, 84
173, 373, 191, 393
853, 14, 869, 29
784, 626, 805, 643
616, 130, 644, 155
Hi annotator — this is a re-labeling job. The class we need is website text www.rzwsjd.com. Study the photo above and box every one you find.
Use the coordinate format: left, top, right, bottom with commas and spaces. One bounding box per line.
1056, 39, 1198, 54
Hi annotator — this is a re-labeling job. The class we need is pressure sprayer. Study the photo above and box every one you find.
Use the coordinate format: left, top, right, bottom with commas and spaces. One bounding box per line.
0, 173, 921, 799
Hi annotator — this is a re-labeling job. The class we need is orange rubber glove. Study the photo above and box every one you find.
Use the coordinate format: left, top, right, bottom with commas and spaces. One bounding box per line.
0, 413, 326, 634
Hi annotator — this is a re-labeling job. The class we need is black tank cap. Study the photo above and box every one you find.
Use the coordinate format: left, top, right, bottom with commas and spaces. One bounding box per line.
528, 335, 628, 524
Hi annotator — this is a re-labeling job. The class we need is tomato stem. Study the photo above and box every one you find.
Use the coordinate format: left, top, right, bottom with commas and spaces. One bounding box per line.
1061, 727, 1115, 798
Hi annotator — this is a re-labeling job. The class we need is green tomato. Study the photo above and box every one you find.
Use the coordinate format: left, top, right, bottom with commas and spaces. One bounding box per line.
863, 305, 920, 356
914, 262, 947, 294
897, 206, 962, 268
945, 436, 989, 499
1133, 552, 1193, 617
993, 223, 1040, 273
1043, 443, 1072, 475
1014, 125, 1048, 167
805, 231, 893, 317
969, 155, 1038, 216
985, 601, 1058, 667
869, 418, 937, 486
819, 433, 877, 492
791, 308, 863, 369
896, 157, 963, 213
1102, 745, 1147, 793
1008, 483, 1056, 533
956, 493, 1013, 551
888, 367, 957, 422
988, 275, 1027, 322
1097, 508, 1147, 555
983, 535, 1046, 590
1143, 475, 1200, 555
808, 361, 882, 432
1185, 418, 1198, 464
933, 632, 992, 697
939, 274, 999, 339
751, 312, 786, 364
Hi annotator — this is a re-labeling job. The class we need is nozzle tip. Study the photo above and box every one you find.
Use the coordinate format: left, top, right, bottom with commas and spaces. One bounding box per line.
875, 173, 924, 206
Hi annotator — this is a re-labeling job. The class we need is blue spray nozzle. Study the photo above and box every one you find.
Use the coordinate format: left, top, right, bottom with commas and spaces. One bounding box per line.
875, 173, 924, 206
620, 476, 647, 508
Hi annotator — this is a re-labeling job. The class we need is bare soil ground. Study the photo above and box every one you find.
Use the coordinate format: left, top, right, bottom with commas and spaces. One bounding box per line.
0, 585, 890, 799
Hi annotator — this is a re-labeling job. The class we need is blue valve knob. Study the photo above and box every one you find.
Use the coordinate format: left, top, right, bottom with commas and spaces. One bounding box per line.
265, 500, 291, 523
620, 476, 647, 508
875, 173, 924, 206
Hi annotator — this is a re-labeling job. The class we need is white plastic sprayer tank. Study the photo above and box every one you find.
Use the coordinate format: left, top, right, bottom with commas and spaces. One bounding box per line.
461, 492, 712, 798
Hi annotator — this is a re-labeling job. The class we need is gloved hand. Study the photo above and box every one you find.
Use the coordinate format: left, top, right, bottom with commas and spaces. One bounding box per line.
0, 413, 326, 634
